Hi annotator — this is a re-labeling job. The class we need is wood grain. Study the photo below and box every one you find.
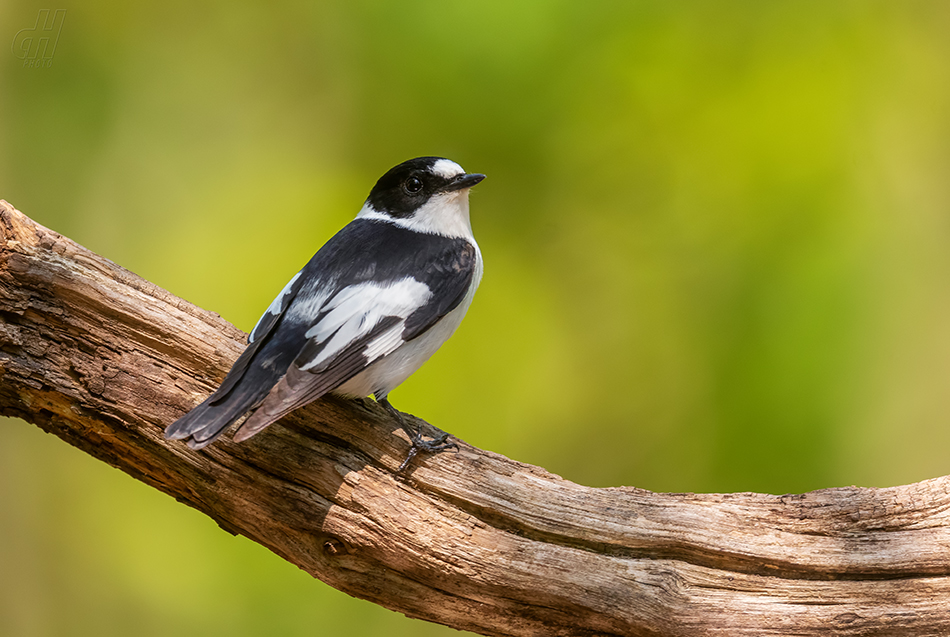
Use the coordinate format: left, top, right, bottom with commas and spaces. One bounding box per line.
2, 199, 949, 636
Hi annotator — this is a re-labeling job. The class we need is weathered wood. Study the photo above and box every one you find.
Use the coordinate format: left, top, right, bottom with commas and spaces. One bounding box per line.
2, 198, 949, 636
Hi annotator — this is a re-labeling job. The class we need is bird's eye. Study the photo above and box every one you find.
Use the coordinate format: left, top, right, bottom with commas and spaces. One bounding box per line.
404, 177, 424, 194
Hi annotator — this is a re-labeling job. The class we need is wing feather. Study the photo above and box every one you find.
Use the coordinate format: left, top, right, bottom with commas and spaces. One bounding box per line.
233, 315, 403, 440
402, 241, 477, 341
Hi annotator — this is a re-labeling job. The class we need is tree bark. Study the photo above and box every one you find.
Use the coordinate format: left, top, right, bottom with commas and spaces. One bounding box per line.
2, 199, 949, 636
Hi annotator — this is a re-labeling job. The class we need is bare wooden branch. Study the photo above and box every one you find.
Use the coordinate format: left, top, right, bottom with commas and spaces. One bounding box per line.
2, 199, 949, 636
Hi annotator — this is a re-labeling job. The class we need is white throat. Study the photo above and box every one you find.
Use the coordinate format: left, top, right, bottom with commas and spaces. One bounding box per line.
356, 191, 476, 242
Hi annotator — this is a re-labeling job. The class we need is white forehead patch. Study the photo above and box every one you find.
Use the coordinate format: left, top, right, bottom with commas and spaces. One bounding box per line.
431, 158, 464, 179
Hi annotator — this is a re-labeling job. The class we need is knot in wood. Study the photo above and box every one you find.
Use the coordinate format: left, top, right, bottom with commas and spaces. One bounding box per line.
322, 537, 347, 557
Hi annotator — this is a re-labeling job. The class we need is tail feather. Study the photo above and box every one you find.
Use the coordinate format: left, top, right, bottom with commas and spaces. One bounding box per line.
164, 400, 214, 440
165, 377, 273, 449
185, 417, 236, 449
165, 329, 301, 448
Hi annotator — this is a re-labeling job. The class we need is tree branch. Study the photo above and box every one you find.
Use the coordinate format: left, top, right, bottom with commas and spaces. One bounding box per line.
2, 199, 949, 636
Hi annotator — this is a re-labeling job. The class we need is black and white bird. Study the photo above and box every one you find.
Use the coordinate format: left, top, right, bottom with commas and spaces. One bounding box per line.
165, 157, 485, 469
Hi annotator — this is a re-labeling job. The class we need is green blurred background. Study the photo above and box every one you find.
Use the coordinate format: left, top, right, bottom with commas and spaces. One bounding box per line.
3, 1, 950, 635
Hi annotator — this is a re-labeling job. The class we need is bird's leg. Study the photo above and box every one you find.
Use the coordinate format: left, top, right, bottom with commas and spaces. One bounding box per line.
377, 397, 457, 471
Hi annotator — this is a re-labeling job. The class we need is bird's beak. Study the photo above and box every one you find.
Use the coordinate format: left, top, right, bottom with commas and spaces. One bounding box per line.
444, 173, 486, 192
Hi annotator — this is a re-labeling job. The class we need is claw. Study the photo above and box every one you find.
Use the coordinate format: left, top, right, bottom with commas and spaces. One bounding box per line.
378, 396, 457, 472
399, 435, 458, 472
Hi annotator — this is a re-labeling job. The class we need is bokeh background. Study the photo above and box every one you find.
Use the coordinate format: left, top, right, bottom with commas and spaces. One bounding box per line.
3, 1, 950, 635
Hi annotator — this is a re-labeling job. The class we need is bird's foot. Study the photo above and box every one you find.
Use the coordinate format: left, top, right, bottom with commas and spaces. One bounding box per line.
398, 431, 458, 472
378, 397, 457, 471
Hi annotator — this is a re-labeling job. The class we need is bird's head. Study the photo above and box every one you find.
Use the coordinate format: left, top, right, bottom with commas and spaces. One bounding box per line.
359, 157, 485, 239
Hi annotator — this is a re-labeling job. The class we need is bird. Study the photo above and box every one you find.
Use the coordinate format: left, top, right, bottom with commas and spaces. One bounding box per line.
165, 156, 485, 470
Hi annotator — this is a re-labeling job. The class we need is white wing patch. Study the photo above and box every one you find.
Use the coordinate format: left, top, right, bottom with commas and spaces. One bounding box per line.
299, 278, 432, 371
363, 322, 407, 361
249, 272, 301, 343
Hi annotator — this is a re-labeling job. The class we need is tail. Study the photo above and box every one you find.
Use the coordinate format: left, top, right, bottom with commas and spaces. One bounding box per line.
165, 339, 286, 449
165, 388, 267, 449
